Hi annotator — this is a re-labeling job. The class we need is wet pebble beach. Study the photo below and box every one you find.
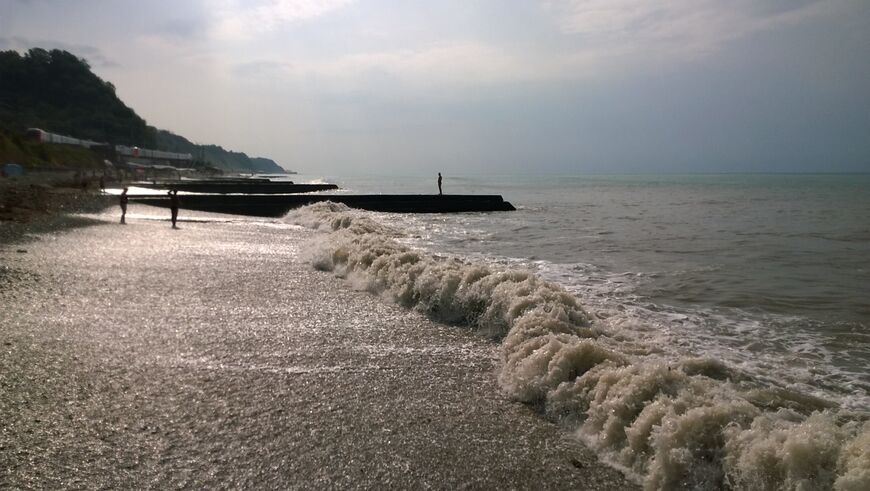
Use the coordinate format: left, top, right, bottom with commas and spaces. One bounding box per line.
0, 205, 634, 489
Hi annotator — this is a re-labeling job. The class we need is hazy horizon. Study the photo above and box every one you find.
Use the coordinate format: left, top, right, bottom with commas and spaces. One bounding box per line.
2, 0, 869, 175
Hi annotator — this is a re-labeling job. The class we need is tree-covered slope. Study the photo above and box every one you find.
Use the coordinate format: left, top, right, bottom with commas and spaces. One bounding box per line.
156, 130, 284, 173
0, 48, 156, 147
0, 48, 285, 173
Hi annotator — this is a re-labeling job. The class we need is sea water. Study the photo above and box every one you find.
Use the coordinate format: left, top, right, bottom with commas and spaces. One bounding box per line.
285, 173, 869, 489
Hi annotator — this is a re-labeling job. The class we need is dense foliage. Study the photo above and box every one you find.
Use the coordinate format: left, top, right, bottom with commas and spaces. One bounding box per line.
0, 48, 156, 147
0, 48, 285, 172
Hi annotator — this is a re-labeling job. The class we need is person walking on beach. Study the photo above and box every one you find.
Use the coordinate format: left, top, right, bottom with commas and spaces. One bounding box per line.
438, 172, 443, 195
119, 187, 128, 224
168, 189, 180, 229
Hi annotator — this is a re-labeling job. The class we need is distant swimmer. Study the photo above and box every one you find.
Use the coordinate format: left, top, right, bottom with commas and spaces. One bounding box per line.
438, 172, 443, 195
119, 187, 128, 224
169, 189, 180, 229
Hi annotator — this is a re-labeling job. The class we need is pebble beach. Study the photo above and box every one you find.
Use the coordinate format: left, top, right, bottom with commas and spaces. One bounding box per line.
0, 202, 634, 489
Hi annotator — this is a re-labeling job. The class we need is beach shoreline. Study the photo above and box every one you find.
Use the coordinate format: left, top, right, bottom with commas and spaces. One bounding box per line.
0, 207, 635, 489
0, 174, 115, 245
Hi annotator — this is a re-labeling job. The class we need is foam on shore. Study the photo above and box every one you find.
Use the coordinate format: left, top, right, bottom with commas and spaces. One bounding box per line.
286, 202, 870, 490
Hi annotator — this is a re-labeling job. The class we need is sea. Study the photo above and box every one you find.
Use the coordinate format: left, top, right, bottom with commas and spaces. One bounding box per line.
106, 172, 868, 487
288, 173, 869, 404
275, 172, 869, 489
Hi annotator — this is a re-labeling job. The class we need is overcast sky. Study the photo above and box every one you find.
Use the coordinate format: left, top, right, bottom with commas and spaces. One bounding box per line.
2, 0, 869, 174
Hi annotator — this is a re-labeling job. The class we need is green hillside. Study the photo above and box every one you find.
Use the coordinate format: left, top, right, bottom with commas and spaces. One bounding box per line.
0, 48, 156, 147
0, 48, 285, 173
0, 127, 104, 169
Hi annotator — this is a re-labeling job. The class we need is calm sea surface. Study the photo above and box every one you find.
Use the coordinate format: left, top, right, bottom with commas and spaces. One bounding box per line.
286, 172, 869, 409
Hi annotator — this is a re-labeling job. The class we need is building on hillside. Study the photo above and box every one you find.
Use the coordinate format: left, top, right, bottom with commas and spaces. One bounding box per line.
26, 128, 195, 176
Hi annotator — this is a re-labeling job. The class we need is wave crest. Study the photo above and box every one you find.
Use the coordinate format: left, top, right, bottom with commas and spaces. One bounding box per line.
287, 202, 870, 490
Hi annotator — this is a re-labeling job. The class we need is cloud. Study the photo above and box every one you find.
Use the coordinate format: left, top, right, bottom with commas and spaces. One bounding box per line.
214, 0, 355, 40
154, 18, 211, 42
542, 0, 831, 61
322, 44, 522, 85
232, 60, 295, 79
227, 1, 847, 93
0, 36, 118, 67
230, 42, 536, 96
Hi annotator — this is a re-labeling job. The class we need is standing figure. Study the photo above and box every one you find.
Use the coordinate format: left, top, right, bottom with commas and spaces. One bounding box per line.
438, 172, 443, 195
169, 189, 180, 229
119, 187, 128, 224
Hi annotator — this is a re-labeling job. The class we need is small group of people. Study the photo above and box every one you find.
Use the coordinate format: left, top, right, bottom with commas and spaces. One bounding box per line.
118, 187, 180, 228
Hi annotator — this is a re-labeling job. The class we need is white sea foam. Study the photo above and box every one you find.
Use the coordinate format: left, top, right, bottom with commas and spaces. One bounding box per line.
285, 202, 870, 490
527, 261, 870, 412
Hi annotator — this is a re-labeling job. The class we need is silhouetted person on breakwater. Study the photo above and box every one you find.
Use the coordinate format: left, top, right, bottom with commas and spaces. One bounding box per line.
119, 187, 128, 224
438, 172, 443, 195
169, 189, 180, 229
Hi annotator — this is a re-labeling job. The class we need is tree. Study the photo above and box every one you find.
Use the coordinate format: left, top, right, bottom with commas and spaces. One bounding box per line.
0, 48, 156, 147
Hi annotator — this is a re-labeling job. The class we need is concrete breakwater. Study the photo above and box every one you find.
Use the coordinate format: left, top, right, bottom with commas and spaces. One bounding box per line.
131, 193, 516, 216
134, 180, 339, 194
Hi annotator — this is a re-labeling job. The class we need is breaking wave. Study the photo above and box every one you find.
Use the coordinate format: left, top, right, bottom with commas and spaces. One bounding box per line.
286, 202, 870, 490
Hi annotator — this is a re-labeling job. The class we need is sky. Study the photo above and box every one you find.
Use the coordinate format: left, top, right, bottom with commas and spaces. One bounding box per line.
1, 0, 869, 174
